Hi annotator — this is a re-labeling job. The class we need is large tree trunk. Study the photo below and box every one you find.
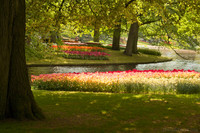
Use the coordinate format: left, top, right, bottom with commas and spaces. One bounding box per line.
132, 22, 139, 54
93, 23, 100, 42
124, 22, 139, 56
112, 23, 121, 50
0, 0, 44, 120
124, 23, 135, 56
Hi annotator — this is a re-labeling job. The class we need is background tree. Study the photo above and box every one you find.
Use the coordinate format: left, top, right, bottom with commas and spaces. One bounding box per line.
0, 0, 44, 120
140, 0, 200, 50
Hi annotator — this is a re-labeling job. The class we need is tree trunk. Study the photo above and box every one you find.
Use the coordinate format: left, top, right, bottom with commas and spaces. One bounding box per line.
124, 22, 139, 56
51, 0, 65, 43
93, 24, 100, 42
112, 23, 121, 50
132, 22, 139, 54
0, 0, 44, 120
50, 31, 60, 43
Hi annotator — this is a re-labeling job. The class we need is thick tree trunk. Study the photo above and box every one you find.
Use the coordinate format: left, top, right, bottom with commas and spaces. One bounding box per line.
112, 23, 121, 50
124, 22, 139, 56
93, 24, 100, 42
0, 0, 44, 120
132, 22, 139, 54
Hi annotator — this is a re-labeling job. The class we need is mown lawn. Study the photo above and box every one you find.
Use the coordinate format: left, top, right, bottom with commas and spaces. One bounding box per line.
27, 49, 172, 66
0, 90, 199, 133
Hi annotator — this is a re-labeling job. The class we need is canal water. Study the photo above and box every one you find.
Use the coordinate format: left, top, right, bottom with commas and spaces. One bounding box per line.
28, 48, 200, 75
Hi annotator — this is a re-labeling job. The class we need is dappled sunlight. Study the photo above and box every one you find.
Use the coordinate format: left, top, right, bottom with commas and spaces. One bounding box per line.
27, 48, 171, 65
149, 98, 165, 102
15, 90, 198, 132
122, 96, 130, 100
132, 95, 144, 99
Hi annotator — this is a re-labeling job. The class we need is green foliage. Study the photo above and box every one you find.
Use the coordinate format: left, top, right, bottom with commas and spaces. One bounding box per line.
102, 46, 162, 56
139, 1, 200, 49
25, 0, 200, 51
176, 81, 200, 94
25, 33, 55, 61
138, 48, 162, 56
32, 78, 200, 94
124, 82, 149, 94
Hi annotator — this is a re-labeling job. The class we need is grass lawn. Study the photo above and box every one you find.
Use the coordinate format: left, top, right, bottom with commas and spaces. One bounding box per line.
0, 90, 200, 133
27, 49, 172, 66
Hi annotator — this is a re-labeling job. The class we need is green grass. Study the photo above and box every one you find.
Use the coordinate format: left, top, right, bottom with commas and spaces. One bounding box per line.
1, 90, 200, 132
27, 49, 171, 65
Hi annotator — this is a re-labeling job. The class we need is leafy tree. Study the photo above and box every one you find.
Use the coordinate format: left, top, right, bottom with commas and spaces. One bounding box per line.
140, 0, 200, 49
0, 0, 44, 120
124, 0, 200, 56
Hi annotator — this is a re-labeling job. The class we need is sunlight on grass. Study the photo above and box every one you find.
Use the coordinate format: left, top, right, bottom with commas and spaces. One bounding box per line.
27, 49, 171, 65
0, 90, 200, 132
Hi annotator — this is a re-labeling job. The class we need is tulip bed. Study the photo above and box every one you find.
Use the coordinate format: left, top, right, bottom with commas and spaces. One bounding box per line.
52, 45, 110, 60
52, 45, 105, 52
63, 51, 110, 60
31, 69, 200, 94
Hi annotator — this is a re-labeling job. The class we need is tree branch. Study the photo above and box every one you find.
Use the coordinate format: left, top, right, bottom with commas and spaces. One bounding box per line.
59, 0, 65, 12
87, 0, 97, 17
161, 21, 189, 60
141, 18, 161, 25
55, 0, 65, 29
125, 0, 136, 8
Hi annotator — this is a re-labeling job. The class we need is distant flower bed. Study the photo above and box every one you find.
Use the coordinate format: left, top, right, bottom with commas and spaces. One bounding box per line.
31, 69, 200, 94
63, 51, 110, 60
52, 45, 105, 52
63, 42, 87, 46
52, 45, 110, 60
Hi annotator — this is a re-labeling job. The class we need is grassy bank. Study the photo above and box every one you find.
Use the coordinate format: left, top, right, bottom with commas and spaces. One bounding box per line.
0, 90, 199, 132
26, 49, 172, 66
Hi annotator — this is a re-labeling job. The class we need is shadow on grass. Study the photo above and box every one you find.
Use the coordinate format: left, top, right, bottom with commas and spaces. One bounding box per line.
0, 90, 200, 133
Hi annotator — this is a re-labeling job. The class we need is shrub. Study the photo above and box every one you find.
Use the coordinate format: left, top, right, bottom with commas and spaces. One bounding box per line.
176, 81, 200, 94
138, 48, 162, 56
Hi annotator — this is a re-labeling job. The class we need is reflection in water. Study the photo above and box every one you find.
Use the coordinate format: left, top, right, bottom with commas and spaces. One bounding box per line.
136, 60, 200, 72
136, 49, 200, 72
28, 49, 200, 75
53, 64, 136, 73
28, 64, 137, 76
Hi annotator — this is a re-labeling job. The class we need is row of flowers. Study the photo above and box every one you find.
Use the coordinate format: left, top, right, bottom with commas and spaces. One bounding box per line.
63, 42, 87, 46
31, 69, 200, 94
62, 51, 110, 60
52, 45, 105, 52
52, 45, 110, 60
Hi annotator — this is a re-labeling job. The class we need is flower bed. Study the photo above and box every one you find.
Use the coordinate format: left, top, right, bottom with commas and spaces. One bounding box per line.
52, 45, 110, 60
31, 69, 200, 94
63, 51, 110, 60
63, 42, 87, 46
52, 45, 105, 52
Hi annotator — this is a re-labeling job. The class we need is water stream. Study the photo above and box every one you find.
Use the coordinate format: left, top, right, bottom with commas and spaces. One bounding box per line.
28, 48, 200, 75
